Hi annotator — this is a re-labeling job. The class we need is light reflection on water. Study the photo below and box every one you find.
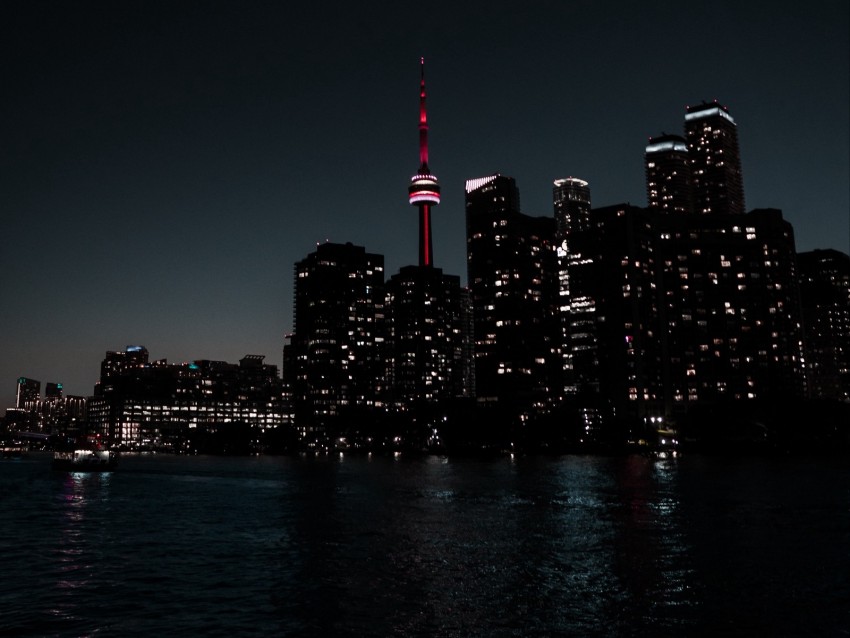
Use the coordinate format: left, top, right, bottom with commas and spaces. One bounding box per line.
0, 453, 847, 636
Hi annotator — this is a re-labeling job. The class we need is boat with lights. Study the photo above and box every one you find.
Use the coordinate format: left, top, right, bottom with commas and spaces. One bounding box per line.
52, 435, 118, 471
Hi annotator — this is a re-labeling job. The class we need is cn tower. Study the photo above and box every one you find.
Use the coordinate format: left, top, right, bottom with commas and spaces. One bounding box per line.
408, 58, 440, 267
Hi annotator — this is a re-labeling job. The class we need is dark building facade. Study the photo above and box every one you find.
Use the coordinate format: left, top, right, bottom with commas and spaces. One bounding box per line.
798, 249, 850, 401
465, 174, 561, 418
286, 242, 387, 426
685, 101, 745, 215
564, 204, 666, 423
657, 208, 806, 410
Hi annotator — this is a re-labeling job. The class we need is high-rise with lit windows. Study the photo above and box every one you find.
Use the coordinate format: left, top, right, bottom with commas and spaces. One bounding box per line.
685, 101, 745, 215
798, 249, 850, 401
645, 134, 693, 214
288, 242, 387, 425
553, 177, 594, 397
465, 174, 560, 417
386, 266, 472, 406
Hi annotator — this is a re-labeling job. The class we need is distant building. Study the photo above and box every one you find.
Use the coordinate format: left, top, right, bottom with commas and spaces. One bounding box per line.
798, 249, 850, 401
45, 382, 63, 398
100, 345, 150, 381
645, 134, 693, 214
286, 242, 387, 426
16, 377, 40, 410
465, 173, 561, 418
685, 101, 745, 215
8, 377, 85, 433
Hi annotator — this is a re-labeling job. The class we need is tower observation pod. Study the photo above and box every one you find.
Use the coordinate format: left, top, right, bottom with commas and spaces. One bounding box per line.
408, 57, 440, 267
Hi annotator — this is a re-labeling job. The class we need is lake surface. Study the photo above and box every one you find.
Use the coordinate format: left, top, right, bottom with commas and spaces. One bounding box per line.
1, 452, 847, 636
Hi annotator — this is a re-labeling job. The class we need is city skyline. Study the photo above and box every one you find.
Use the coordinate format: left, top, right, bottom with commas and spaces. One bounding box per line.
3, 1, 849, 405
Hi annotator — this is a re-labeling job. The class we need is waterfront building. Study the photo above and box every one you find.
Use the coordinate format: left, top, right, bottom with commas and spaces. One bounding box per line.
798, 249, 850, 401
89, 347, 289, 447
287, 242, 387, 426
465, 174, 561, 418
7, 377, 85, 434
645, 134, 693, 214
685, 101, 745, 215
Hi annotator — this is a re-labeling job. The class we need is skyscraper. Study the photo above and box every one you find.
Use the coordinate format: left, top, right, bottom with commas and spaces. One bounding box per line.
465, 174, 560, 417
287, 242, 387, 425
408, 58, 440, 267
553, 177, 593, 397
685, 101, 745, 215
798, 249, 850, 401
645, 134, 693, 214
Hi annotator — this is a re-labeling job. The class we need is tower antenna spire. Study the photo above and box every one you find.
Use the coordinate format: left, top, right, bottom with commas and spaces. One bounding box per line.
419, 57, 429, 169
408, 57, 440, 267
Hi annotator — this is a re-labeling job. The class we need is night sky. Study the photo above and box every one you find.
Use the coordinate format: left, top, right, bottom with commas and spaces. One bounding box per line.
3, 1, 848, 407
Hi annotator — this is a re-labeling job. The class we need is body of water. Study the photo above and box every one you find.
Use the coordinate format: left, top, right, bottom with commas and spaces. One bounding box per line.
1, 452, 847, 636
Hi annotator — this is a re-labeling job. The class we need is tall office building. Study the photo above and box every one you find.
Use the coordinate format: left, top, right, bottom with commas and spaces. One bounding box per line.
553, 177, 594, 397
645, 134, 693, 214
385, 59, 473, 409
685, 101, 745, 215
287, 242, 387, 425
465, 174, 560, 417
798, 249, 850, 401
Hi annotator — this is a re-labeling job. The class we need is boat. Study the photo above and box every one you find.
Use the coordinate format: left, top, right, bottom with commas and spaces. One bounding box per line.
2, 444, 28, 458
52, 435, 118, 472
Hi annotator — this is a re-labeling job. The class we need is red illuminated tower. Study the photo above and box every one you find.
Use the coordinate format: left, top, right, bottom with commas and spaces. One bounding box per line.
408, 58, 440, 267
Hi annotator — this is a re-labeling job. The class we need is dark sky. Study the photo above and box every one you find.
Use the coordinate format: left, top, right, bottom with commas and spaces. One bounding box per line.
2, 0, 848, 406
